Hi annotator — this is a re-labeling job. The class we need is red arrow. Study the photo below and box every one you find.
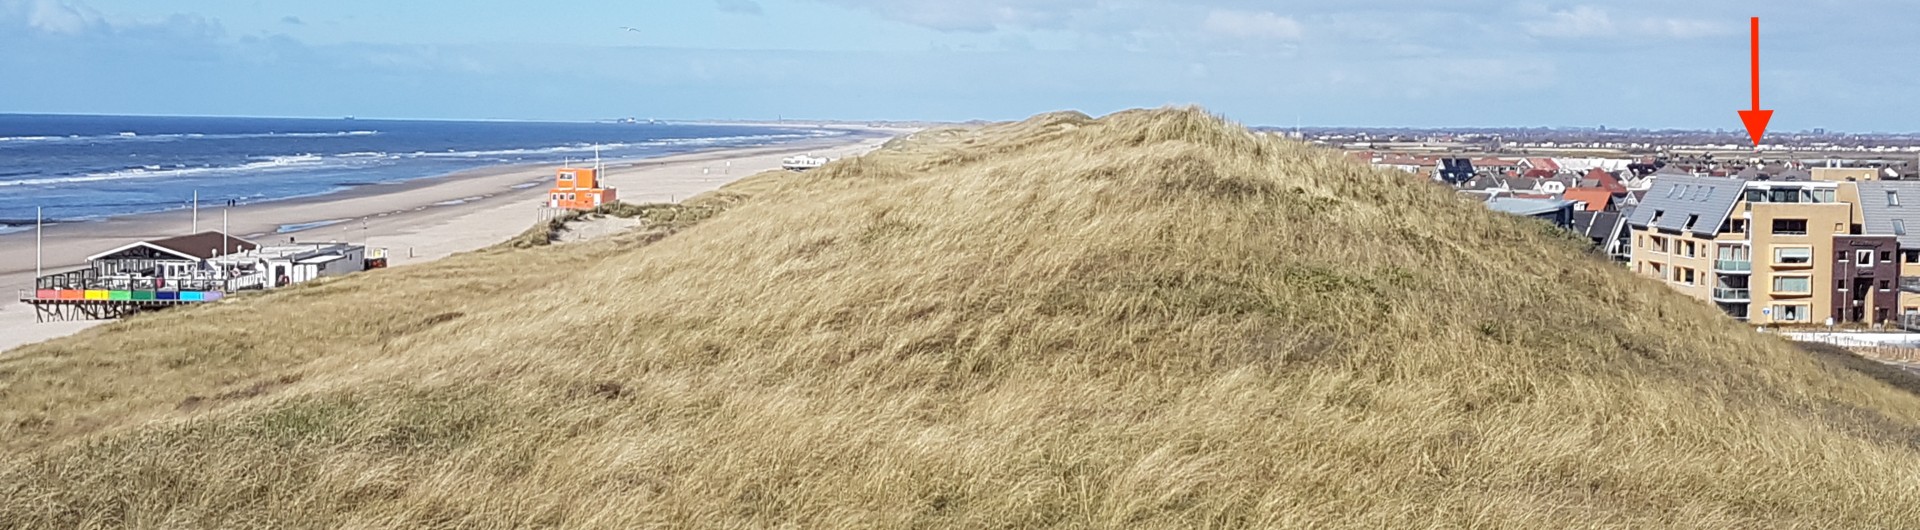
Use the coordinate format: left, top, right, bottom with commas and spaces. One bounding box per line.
1737, 17, 1772, 146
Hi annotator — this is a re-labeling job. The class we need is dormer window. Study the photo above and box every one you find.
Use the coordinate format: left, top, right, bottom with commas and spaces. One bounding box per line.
1889, 190, 1901, 206
1684, 214, 1700, 231
1897, 219, 1909, 236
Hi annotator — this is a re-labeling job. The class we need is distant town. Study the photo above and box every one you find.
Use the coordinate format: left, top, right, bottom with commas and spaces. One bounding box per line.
1287, 126, 1920, 331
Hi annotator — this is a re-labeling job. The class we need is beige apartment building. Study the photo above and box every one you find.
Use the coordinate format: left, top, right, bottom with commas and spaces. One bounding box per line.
1628, 175, 1910, 326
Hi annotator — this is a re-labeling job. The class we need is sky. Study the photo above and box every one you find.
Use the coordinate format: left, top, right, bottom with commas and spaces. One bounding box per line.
0, 0, 1913, 131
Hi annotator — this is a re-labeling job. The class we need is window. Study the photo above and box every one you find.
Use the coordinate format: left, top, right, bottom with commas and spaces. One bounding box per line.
1774, 304, 1810, 323
1905, 250, 1919, 264
1775, 247, 1813, 265
1881, 280, 1893, 291
1745, 189, 1768, 203
1684, 214, 1700, 231
1774, 276, 1812, 293
1898, 219, 1909, 236
1884, 251, 1895, 263
1682, 269, 1696, 286
1731, 219, 1748, 234
1650, 210, 1665, 225
1890, 190, 1901, 206
1684, 241, 1697, 258
560, 173, 574, 181
1772, 219, 1808, 235
1770, 189, 1801, 203
1838, 279, 1848, 291
1814, 189, 1836, 203
1860, 250, 1876, 266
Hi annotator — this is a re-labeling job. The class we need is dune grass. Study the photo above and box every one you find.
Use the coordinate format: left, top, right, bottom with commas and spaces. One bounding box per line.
6, 108, 1920, 528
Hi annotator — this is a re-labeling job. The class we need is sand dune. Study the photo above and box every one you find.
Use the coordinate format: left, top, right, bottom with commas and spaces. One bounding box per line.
0, 131, 896, 353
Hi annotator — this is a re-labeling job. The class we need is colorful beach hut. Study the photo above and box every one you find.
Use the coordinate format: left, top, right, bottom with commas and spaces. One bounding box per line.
547, 167, 617, 211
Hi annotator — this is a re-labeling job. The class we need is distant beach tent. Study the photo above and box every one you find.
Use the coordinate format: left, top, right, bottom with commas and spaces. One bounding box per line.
781, 155, 831, 171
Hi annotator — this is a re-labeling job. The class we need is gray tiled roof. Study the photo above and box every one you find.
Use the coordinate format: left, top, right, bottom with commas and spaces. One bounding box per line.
1487, 197, 1575, 217
1856, 181, 1920, 249
1624, 175, 1744, 238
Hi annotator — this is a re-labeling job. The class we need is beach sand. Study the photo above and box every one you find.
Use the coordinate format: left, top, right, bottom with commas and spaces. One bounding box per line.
0, 129, 898, 353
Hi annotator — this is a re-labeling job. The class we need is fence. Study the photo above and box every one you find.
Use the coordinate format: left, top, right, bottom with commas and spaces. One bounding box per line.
1788, 331, 1920, 364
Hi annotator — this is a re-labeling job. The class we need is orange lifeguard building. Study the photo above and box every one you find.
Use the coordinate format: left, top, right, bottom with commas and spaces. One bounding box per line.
548, 167, 618, 210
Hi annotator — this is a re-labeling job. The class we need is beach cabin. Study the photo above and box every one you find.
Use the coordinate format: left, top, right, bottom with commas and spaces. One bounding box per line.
548, 167, 617, 211
242, 242, 368, 287
45, 231, 262, 292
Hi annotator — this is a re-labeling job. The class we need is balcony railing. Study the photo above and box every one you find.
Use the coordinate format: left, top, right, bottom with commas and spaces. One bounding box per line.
1902, 277, 1920, 294
1713, 288, 1752, 301
1715, 260, 1752, 273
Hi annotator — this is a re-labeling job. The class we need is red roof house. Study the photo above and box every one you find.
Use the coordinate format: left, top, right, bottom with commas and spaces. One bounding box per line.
1562, 188, 1616, 212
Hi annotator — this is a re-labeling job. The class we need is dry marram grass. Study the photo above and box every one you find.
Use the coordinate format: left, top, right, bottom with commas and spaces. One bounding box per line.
6, 108, 1920, 528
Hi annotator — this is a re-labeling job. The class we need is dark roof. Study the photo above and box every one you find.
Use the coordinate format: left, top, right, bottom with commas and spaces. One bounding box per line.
1571, 211, 1623, 241
1856, 181, 1920, 249
1625, 175, 1744, 238
145, 232, 259, 260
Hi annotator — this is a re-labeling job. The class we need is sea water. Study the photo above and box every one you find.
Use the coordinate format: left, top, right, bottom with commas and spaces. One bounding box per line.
0, 114, 840, 229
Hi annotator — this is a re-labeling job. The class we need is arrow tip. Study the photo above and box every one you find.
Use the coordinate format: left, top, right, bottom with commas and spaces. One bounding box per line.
1739, 109, 1774, 146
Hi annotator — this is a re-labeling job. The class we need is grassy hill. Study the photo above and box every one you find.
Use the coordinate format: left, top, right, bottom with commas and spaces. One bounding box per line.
6, 108, 1920, 528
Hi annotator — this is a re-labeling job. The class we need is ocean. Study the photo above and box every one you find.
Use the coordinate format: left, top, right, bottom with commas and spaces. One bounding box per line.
0, 114, 839, 232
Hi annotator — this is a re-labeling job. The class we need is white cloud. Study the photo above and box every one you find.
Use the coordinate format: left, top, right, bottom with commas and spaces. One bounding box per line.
1522, 5, 1729, 40
12, 0, 105, 34
813, 0, 1100, 32
1522, 6, 1613, 38
715, 0, 763, 16
1202, 10, 1303, 41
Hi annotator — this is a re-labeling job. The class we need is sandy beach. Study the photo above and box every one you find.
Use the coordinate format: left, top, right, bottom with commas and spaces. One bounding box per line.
0, 129, 899, 353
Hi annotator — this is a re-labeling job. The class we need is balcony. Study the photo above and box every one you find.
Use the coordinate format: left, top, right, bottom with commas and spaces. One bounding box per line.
1902, 277, 1920, 294
1714, 260, 1752, 274
1713, 288, 1752, 302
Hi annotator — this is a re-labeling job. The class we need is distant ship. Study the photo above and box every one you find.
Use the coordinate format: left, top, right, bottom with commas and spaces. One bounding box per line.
343, 116, 356, 121
781, 155, 831, 171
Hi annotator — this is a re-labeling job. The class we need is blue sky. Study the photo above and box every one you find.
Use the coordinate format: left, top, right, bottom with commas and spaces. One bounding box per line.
0, 0, 1913, 131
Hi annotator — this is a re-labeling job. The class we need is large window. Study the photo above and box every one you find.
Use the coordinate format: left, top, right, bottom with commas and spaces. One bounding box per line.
1773, 304, 1810, 323
1772, 219, 1808, 235
1774, 247, 1813, 265
1773, 276, 1812, 293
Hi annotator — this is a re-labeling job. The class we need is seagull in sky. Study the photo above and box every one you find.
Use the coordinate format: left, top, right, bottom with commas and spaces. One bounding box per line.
620, 27, 642, 33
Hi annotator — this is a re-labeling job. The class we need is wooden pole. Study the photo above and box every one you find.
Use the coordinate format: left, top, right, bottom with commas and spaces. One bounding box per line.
192, 190, 199, 234
35, 206, 43, 287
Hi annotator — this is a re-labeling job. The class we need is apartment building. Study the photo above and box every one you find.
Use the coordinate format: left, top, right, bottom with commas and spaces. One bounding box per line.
1626, 175, 1904, 326
1855, 181, 1920, 325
